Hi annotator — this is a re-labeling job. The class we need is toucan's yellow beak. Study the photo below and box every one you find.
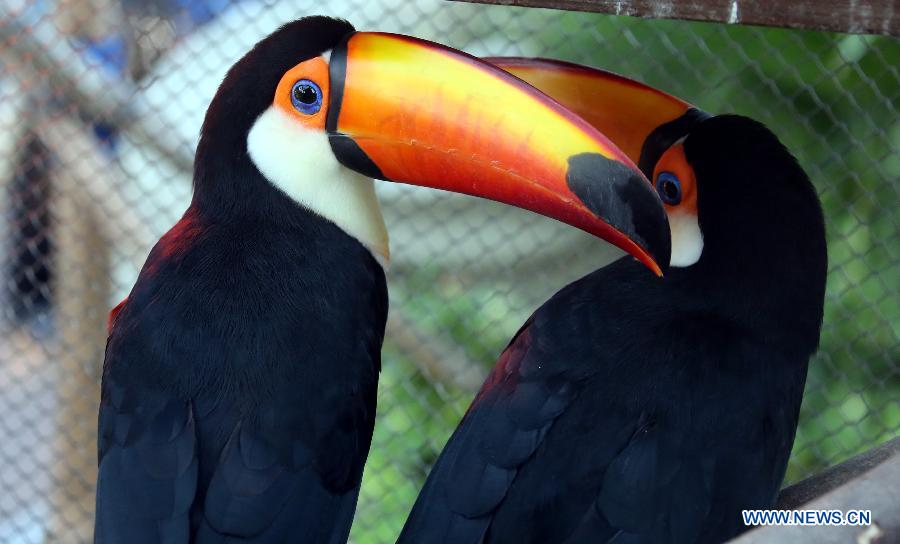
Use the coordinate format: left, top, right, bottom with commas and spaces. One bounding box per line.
327, 33, 670, 275
485, 57, 709, 176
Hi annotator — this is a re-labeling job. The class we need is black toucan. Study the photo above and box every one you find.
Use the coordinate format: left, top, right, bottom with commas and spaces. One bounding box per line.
94, 21, 672, 544
398, 58, 827, 544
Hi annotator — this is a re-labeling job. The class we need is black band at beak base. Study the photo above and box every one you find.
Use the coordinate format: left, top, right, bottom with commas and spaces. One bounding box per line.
638, 108, 712, 178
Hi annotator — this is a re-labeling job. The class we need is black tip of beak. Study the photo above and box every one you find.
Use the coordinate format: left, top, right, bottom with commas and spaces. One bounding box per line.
567, 153, 671, 274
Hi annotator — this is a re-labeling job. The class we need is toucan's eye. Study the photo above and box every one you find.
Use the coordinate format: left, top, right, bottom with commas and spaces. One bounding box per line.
291, 79, 322, 115
656, 171, 682, 205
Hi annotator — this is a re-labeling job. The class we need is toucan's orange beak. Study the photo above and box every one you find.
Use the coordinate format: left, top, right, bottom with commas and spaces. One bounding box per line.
327, 33, 670, 275
485, 57, 710, 176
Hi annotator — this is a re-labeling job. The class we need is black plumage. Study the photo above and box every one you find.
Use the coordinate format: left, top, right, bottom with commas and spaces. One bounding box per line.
399, 115, 827, 544
95, 17, 388, 543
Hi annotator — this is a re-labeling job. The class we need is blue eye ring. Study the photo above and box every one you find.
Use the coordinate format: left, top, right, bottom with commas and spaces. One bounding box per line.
655, 171, 682, 205
291, 79, 322, 115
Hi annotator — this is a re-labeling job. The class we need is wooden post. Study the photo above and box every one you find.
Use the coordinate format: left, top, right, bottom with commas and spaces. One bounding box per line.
35, 99, 163, 541
36, 104, 158, 541
450, 0, 900, 36
47, 189, 107, 544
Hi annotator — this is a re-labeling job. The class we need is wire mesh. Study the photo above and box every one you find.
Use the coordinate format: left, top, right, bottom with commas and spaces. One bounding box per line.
0, 0, 897, 542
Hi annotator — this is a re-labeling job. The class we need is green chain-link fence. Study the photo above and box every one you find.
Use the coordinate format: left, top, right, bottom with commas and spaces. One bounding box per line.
0, 0, 897, 542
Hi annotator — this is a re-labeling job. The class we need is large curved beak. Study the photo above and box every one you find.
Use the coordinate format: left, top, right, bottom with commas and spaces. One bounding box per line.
485, 57, 710, 176
327, 33, 670, 276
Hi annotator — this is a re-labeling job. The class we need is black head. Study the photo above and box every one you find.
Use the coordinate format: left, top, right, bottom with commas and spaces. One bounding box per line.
193, 16, 355, 214
468, 60, 827, 353
670, 115, 827, 353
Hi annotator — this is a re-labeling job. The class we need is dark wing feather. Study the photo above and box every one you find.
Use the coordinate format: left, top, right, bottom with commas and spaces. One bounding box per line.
398, 322, 576, 544
195, 402, 370, 544
95, 375, 198, 544
564, 330, 800, 544
587, 420, 716, 543
98, 350, 376, 544
402, 259, 803, 544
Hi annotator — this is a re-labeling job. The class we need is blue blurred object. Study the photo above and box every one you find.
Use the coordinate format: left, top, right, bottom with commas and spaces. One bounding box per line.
119, 0, 237, 33
85, 34, 129, 76
83, 34, 129, 152
76, 0, 240, 149
175, 0, 233, 27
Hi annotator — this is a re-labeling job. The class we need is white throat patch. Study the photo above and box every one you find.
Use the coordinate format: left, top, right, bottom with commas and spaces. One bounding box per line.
668, 211, 703, 267
247, 106, 390, 268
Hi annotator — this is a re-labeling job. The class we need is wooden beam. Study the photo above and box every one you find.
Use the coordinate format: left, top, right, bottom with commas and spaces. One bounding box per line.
778, 435, 900, 509
736, 441, 900, 543
450, 0, 900, 36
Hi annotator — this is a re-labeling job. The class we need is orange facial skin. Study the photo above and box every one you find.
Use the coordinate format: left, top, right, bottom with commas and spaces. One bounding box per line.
274, 56, 331, 129
654, 143, 698, 217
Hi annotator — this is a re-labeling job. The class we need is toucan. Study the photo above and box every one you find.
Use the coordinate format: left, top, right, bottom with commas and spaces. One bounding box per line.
398, 58, 828, 544
94, 20, 671, 544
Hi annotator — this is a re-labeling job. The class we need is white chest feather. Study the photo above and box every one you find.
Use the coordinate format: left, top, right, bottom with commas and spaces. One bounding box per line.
246, 106, 390, 268
669, 210, 703, 267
